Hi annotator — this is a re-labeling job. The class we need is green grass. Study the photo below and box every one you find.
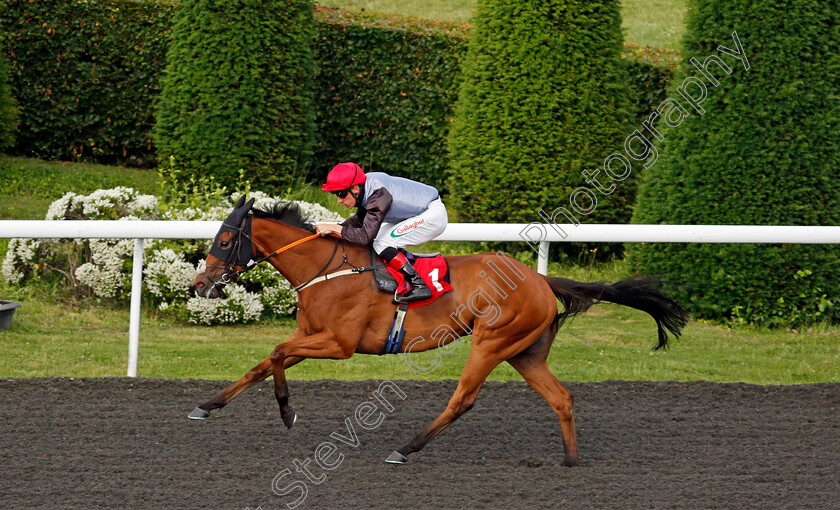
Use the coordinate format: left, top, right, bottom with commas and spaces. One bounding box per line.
0, 195, 51, 220
1, 156, 837, 385
317, 0, 476, 23
316, 0, 688, 49
0, 156, 161, 219
621, 0, 687, 49
1, 275, 838, 384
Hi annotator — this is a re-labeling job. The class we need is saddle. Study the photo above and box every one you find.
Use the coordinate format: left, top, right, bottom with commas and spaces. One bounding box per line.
371, 249, 453, 355
370, 249, 452, 302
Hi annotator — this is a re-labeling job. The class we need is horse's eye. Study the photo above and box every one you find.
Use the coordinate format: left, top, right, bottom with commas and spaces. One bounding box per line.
220, 240, 230, 249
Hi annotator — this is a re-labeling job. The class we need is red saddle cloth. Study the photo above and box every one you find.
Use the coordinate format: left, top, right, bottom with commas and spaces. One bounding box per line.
386, 255, 453, 309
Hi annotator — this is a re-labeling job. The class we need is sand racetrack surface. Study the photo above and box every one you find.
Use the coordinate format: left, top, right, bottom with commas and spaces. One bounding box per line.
1, 377, 838, 509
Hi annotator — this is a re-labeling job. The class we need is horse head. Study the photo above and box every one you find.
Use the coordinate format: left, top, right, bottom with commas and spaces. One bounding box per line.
191, 195, 256, 299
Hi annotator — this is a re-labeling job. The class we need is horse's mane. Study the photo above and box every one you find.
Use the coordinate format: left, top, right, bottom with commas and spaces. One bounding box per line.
251, 200, 316, 233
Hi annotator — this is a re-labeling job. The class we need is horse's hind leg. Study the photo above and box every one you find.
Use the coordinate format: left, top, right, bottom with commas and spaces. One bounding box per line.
188, 355, 304, 419
386, 350, 503, 464
507, 332, 579, 467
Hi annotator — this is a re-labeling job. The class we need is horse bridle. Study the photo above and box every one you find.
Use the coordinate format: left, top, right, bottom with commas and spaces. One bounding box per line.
202, 215, 260, 297
201, 215, 344, 297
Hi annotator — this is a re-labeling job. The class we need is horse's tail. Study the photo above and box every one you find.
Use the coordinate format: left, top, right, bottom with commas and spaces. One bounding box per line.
541, 276, 688, 350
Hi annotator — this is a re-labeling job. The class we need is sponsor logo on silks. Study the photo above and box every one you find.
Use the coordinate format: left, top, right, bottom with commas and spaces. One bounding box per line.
390, 218, 425, 238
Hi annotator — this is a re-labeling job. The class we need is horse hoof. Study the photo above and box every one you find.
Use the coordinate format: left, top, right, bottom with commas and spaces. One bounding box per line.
282, 411, 297, 429
385, 451, 407, 464
188, 407, 210, 420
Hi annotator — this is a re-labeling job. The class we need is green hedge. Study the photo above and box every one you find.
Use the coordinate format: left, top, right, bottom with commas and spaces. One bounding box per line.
0, 42, 17, 151
628, 0, 840, 326
622, 42, 682, 126
0, 2, 678, 190
446, 0, 634, 261
311, 7, 469, 189
153, 0, 316, 189
0, 0, 173, 163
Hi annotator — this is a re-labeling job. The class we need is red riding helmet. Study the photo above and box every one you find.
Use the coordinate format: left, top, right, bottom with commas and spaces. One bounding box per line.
322, 162, 367, 191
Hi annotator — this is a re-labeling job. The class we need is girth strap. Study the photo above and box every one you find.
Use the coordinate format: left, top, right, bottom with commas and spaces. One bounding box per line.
382, 303, 409, 355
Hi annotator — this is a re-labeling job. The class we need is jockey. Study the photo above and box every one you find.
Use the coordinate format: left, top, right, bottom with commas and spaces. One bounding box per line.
315, 162, 448, 303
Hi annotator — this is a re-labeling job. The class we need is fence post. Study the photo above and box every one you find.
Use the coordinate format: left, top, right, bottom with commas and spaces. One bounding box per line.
538, 241, 550, 275
127, 238, 145, 377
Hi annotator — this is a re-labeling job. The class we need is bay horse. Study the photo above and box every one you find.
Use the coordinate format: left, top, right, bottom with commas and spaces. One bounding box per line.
189, 196, 687, 466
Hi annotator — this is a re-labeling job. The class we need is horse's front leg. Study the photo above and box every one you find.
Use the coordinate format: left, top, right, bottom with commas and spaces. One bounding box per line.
189, 329, 310, 420
270, 328, 353, 429
188, 355, 304, 420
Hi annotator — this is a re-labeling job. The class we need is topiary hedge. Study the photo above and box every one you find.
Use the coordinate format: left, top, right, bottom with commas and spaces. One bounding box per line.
446, 0, 634, 259
628, 0, 840, 326
622, 42, 682, 127
153, 0, 316, 189
1, 2, 678, 192
311, 7, 470, 189
0, 42, 17, 152
0, 0, 173, 163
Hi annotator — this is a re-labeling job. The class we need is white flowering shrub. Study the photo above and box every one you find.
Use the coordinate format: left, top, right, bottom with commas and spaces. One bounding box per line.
75, 238, 135, 298
2, 187, 344, 325
186, 285, 264, 325
3, 188, 156, 298
1, 238, 41, 284
45, 187, 159, 221
144, 248, 199, 302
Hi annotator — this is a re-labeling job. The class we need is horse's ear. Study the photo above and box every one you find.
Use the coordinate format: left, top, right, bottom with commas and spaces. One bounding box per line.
235, 195, 247, 209
245, 198, 255, 210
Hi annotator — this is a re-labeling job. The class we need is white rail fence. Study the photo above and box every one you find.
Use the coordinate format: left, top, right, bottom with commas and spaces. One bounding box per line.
3, 220, 840, 377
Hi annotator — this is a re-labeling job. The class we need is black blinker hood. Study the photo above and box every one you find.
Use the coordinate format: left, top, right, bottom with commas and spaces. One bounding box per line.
209, 195, 256, 267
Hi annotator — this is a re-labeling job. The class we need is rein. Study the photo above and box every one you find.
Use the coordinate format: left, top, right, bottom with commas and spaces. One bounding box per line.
205, 219, 383, 294
269, 232, 323, 256
204, 217, 323, 293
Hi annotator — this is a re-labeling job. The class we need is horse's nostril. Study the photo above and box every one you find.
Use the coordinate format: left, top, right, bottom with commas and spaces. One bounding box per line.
196, 282, 205, 289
